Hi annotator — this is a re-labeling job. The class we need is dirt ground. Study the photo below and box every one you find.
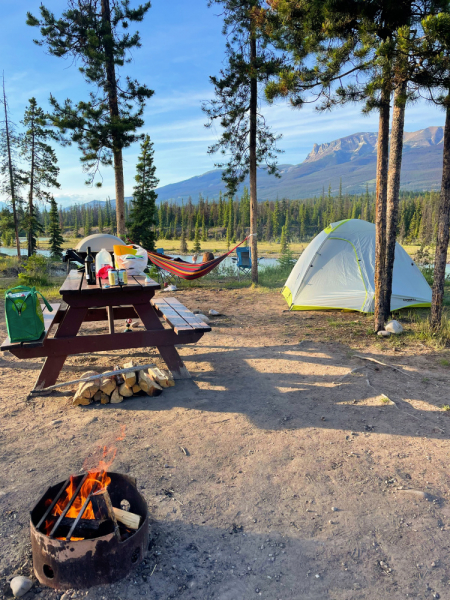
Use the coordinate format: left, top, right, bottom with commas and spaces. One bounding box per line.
1, 287, 450, 600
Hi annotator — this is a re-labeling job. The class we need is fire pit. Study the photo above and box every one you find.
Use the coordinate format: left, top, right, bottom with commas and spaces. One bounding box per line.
30, 472, 149, 590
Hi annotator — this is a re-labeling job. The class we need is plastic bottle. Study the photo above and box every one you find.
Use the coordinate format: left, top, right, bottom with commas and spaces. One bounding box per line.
95, 248, 113, 273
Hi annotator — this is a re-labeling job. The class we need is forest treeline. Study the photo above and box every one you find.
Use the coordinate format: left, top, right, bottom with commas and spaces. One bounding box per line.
1, 186, 439, 248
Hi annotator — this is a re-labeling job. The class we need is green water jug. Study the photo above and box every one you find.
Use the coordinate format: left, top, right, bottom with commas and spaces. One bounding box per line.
5, 286, 53, 343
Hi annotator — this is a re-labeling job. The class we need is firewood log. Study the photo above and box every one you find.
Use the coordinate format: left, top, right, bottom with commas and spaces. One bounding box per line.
110, 388, 124, 404
132, 384, 141, 394
78, 371, 101, 398
100, 392, 110, 404
93, 391, 102, 402
119, 382, 133, 397
112, 507, 141, 529
73, 393, 92, 406
100, 376, 117, 395
148, 367, 175, 388
122, 360, 137, 388
138, 370, 163, 396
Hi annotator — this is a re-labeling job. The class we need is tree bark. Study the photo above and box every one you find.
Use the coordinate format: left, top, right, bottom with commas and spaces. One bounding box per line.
431, 100, 450, 328
28, 119, 35, 257
3, 79, 21, 259
249, 32, 258, 284
101, 0, 125, 237
384, 80, 407, 320
373, 85, 391, 331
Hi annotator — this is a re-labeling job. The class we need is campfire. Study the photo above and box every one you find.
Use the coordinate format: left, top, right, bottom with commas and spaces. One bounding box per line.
30, 444, 148, 589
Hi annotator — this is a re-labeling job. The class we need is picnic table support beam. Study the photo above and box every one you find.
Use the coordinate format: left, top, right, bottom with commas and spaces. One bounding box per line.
133, 303, 191, 379
33, 307, 88, 391
107, 307, 115, 334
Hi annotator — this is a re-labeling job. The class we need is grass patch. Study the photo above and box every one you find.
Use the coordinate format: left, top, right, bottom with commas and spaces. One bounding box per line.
440, 358, 450, 367
442, 405, 450, 411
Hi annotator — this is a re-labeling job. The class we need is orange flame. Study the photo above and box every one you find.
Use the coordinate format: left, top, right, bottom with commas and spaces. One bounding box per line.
43, 426, 126, 539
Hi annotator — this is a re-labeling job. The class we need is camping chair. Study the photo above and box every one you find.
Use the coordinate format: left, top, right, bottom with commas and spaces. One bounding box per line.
236, 246, 252, 280
154, 248, 178, 286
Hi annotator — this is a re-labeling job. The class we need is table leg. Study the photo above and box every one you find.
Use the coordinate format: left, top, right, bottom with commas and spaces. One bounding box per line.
33, 307, 88, 391
133, 303, 191, 379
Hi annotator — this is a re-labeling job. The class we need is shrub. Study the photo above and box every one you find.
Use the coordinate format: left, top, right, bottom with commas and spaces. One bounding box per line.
18, 255, 50, 287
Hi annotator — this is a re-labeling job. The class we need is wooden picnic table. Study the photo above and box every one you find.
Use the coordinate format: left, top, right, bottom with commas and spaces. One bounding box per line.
1, 271, 211, 392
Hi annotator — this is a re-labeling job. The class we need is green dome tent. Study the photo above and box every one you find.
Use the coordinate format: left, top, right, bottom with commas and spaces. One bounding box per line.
282, 219, 431, 313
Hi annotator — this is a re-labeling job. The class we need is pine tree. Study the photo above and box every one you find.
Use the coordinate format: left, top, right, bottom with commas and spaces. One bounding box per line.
105, 199, 111, 228
0, 75, 25, 258
180, 227, 188, 254
98, 206, 103, 232
201, 215, 207, 242
73, 207, 79, 238
203, 0, 282, 283
20, 97, 60, 256
193, 216, 201, 253
127, 134, 158, 250
48, 196, 64, 259
84, 209, 91, 237
27, 0, 154, 237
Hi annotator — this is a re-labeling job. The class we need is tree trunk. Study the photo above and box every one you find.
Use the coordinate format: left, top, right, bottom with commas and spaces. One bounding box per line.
373, 86, 391, 331
384, 80, 407, 320
431, 100, 450, 328
2, 79, 21, 259
28, 124, 35, 258
249, 32, 258, 284
101, 0, 125, 237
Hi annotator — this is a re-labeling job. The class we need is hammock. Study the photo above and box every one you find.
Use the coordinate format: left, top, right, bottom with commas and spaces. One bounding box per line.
147, 236, 251, 281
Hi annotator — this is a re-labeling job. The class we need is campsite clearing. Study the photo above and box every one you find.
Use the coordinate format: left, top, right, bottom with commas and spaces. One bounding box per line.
1, 286, 450, 599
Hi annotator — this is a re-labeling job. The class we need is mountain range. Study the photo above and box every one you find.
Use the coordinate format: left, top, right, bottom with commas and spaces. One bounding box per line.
154, 126, 444, 202
0, 126, 443, 212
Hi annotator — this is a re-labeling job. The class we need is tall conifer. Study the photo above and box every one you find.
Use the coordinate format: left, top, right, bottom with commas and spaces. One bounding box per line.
127, 134, 158, 250
27, 0, 154, 237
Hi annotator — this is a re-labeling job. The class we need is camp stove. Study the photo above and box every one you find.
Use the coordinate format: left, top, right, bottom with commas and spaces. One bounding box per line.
30, 472, 148, 590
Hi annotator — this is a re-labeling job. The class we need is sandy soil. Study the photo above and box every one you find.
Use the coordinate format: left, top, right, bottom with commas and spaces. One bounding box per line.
1, 287, 450, 600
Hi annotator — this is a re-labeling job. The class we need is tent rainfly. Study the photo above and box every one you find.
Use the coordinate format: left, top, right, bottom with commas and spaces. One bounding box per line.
282, 219, 431, 313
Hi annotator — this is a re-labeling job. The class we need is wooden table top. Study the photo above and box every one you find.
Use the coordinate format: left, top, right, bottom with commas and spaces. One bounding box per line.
60, 270, 161, 295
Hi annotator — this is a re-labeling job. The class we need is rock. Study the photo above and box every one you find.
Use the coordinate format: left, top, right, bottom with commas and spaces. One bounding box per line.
332, 507, 338, 512
193, 309, 200, 314
377, 330, 391, 337
10, 576, 33, 598
131, 321, 143, 328
50, 419, 62, 426
110, 388, 124, 404
397, 489, 429, 500
119, 382, 133, 397
385, 320, 403, 335
100, 376, 117, 395
197, 313, 211, 324
209, 309, 220, 316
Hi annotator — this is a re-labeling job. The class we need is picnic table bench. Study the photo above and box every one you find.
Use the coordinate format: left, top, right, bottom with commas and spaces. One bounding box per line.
1, 271, 210, 392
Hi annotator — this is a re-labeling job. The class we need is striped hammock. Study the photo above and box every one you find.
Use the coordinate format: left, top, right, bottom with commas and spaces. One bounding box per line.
147, 236, 251, 280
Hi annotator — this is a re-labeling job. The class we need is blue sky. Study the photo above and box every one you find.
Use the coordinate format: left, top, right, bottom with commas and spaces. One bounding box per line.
0, 0, 445, 207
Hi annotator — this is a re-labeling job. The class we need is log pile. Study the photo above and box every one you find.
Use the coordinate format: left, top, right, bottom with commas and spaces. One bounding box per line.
73, 363, 174, 406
